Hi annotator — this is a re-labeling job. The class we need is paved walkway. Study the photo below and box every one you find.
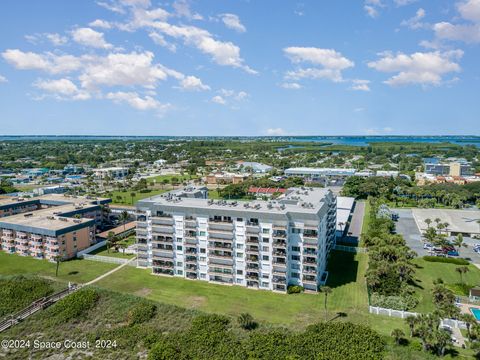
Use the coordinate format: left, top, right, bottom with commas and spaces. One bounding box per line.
451, 326, 466, 348
85, 256, 136, 286
340, 201, 365, 244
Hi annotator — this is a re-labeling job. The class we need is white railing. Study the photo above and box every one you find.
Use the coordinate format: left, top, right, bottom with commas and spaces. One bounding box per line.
76, 240, 106, 257
369, 306, 467, 329
82, 254, 129, 264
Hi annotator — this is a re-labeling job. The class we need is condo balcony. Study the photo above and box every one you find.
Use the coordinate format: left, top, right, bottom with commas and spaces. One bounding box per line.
137, 243, 148, 251
246, 264, 259, 270
246, 246, 259, 254
303, 232, 318, 238
2, 245, 15, 253
1, 237, 14, 244
151, 225, 174, 234
153, 268, 174, 276
273, 250, 287, 257
15, 244, 30, 251
273, 240, 287, 248
272, 267, 287, 275
185, 237, 198, 245
186, 263, 198, 271
2, 230, 13, 237
16, 248, 29, 256
208, 268, 233, 277
208, 221, 234, 231
46, 242, 60, 250
185, 248, 197, 255
152, 235, 174, 243
245, 225, 260, 234
246, 272, 259, 280
208, 231, 234, 240
186, 272, 198, 280
246, 254, 259, 262
152, 251, 174, 259
303, 237, 318, 246
208, 251, 233, 260
272, 276, 286, 284
136, 229, 148, 236
302, 275, 317, 284
272, 230, 287, 238
16, 237, 29, 245
246, 237, 259, 244
303, 258, 317, 266
16, 232, 28, 239
209, 275, 234, 284
247, 280, 259, 288
152, 259, 174, 268
208, 217, 233, 224
272, 260, 287, 267
304, 250, 318, 256
152, 216, 174, 226
185, 256, 198, 264
303, 267, 317, 274
152, 244, 174, 251
273, 284, 287, 292
136, 221, 148, 229
207, 260, 233, 268
272, 224, 287, 230
208, 242, 232, 250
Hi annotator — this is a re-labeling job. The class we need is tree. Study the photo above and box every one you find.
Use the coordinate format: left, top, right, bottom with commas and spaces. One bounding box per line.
120, 242, 128, 255
405, 315, 417, 337
391, 328, 405, 345
455, 266, 469, 284
459, 313, 476, 340
54, 255, 62, 277
119, 210, 129, 232
320, 286, 332, 321
237, 312, 257, 330
106, 231, 116, 253
425, 218, 432, 228
130, 192, 136, 205
434, 329, 452, 356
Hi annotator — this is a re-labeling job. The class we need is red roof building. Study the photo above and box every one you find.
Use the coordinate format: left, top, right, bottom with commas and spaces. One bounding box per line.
248, 187, 286, 195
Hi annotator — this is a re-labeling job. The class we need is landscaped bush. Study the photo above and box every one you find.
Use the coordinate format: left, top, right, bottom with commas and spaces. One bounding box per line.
49, 288, 99, 323
423, 256, 469, 265
0, 276, 54, 317
446, 283, 474, 296
237, 312, 257, 330
127, 301, 157, 326
287, 285, 304, 294
370, 293, 418, 311
148, 318, 385, 360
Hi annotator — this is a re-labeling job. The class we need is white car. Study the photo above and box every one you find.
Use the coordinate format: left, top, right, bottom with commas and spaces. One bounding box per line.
423, 243, 433, 250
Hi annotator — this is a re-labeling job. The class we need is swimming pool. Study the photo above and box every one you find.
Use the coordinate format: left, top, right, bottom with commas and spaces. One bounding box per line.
470, 307, 480, 320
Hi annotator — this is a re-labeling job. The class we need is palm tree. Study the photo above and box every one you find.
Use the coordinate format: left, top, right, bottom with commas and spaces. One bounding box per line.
391, 328, 405, 345
425, 218, 432, 228
54, 255, 62, 277
434, 329, 452, 356
237, 312, 257, 330
455, 266, 469, 284
119, 210, 129, 232
106, 231, 115, 253
405, 315, 417, 337
320, 286, 332, 321
459, 313, 476, 340
120, 242, 128, 255
130, 192, 136, 205
453, 233, 467, 254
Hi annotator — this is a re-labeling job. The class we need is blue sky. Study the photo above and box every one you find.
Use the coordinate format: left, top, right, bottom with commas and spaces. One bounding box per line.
0, 0, 479, 136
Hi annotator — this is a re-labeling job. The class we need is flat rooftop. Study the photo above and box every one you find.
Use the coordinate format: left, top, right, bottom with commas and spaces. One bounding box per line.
138, 187, 333, 216
412, 208, 480, 235
0, 193, 110, 210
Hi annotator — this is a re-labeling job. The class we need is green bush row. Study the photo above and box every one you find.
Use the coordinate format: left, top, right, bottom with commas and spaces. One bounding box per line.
287, 285, 304, 294
49, 288, 99, 324
423, 256, 469, 265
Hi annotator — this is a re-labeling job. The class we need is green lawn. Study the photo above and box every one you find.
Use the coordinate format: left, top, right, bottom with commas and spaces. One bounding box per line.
90, 245, 135, 259
111, 189, 168, 205
412, 258, 480, 312
146, 174, 198, 184
0, 252, 117, 284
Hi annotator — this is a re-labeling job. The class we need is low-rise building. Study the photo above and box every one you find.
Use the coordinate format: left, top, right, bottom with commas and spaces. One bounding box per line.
285, 167, 357, 180
205, 172, 248, 185
93, 167, 129, 179
135, 187, 337, 293
237, 161, 273, 174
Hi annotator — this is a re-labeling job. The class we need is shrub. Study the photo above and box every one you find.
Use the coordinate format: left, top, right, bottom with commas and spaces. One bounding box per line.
237, 312, 257, 330
0, 276, 54, 317
287, 285, 304, 294
445, 283, 474, 296
49, 288, 99, 323
423, 256, 469, 265
370, 293, 418, 311
127, 301, 157, 326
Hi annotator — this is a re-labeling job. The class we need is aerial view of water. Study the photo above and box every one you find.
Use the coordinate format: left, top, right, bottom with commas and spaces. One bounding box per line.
0, 135, 479, 147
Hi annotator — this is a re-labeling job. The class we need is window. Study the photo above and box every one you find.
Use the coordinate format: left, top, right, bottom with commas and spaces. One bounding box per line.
291, 272, 299, 278
237, 269, 243, 275
236, 278, 243, 284
291, 255, 300, 261
176, 237, 183, 242
262, 255, 269, 261
291, 263, 300, 270
177, 261, 183, 267
176, 245, 183, 251
177, 270, 183, 275
262, 237, 269, 243
291, 228, 301, 234
291, 246, 300, 252
73, 237, 77, 242
262, 228, 270, 234
200, 248, 206, 253
262, 246, 269, 252
236, 252, 244, 258
200, 256, 206, 262
262, 274, 269, 279
261, 282, 269, 287
199, 231, 206, 236
236, 244, 244, 249
236, 218, 243, 222
200, 273, 206, 279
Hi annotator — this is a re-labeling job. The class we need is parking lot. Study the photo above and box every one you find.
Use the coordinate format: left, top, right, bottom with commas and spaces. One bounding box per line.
394, 208, 480, 263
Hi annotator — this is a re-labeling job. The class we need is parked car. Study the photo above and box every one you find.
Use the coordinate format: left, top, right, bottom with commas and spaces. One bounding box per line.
447, 250, 459, 257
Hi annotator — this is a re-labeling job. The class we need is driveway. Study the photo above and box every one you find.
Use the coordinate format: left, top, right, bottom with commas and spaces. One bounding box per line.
341, 201, 365, 244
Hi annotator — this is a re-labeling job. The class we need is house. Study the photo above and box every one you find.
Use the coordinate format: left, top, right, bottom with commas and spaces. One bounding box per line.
247, 187, 286, 197
470, 287, 480, 302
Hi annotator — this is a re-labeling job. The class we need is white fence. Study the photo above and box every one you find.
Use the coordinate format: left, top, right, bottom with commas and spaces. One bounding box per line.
82, 254, 130, 265
76, 240, 107, 257
334, 244, 367, 253
369, 306, 467, 329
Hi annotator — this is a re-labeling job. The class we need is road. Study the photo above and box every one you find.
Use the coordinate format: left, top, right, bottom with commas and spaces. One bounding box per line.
341, 201, 365, 244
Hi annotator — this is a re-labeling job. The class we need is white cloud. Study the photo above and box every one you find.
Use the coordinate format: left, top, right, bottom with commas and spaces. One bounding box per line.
284, 47, 354, 69
285, 68, 345, 82
350, 79, 371, 91
78, 51, 170, 89
354, 107, 365, 112
172, 0, 203, 20
280, 82, 302, 89
401, 8, 426, 29
34, 78, 91, 100
0, 75, 7, 83
433, 22, 480, 44
458, 0, 480, 23
106, 91, 170, 114
89, 19, 112, 29
364, 0, 384, 18
211, 95, 226, 104
179, 75, 210, 91
2, 49, 83, 74
220, 13, 246, 33
266, 128, 286, 136
96, 1, 126, 14
148, 32, 176, 52
71, 27, 113, 49
394, 0, 418, 6
364, 5, 379, 18
24, 33, 68, 46
368, 50, 463, 86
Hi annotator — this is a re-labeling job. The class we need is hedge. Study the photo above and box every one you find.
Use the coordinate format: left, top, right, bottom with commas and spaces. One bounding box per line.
49, 288, 99, 324
423, 256, 469, 265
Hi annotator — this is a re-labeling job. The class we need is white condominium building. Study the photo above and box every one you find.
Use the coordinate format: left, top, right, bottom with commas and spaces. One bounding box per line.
135, 187, 336, 293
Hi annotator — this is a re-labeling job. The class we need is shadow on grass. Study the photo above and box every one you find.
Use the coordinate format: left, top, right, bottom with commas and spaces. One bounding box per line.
325, 251, 358, 289
68, 271, 79, 275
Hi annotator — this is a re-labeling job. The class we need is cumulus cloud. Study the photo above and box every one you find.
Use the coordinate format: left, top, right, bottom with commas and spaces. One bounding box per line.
220, 13, 246, 33
106, 91, 171, 114
211, 95, 226, 104
283, 47, 354, 84
350, 79, 371, 91
179, 75, 210, 91
265, 128, 286, 136
280, 82, 302, 89
367, 50, 463, 86
71, 27, 113, 49
2, 49, 83, 74
401, 8, 426, 30
148, 32, 176, 52
34, 78, 91, 100
458, 0, 480, 22
172, 0, 203, 20
363, 0, 384, 18
89, 19, 112, 29
24, 33, 68, 46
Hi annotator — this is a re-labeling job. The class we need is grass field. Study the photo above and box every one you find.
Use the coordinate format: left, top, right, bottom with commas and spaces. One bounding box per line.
111, 189, 168, 205
0, 252, 117, 284
146, 174, 198, 184
412, 258, 480, 312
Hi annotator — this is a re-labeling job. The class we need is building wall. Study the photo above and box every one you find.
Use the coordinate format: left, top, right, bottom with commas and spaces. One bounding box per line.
136, 198, 336, 293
